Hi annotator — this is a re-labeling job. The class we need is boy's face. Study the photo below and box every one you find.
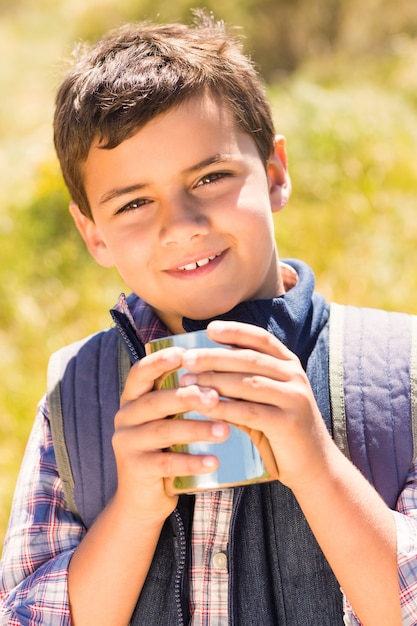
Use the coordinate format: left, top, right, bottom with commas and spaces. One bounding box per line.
71, 94, 290, 333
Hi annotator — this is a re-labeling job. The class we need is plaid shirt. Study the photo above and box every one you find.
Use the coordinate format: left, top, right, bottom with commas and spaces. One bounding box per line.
189, 490, 232, 624
2, 290, 417, 624
2, 409, 417, 625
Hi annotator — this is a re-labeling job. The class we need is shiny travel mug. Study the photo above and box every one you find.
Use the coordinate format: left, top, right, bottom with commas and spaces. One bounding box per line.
145, 330, 278, 495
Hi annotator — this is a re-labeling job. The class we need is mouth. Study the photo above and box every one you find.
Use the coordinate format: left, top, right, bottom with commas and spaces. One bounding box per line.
177, 252, 222, 271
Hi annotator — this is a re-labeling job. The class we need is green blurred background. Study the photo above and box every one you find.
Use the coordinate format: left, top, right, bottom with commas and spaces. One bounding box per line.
2, 0, 417, 546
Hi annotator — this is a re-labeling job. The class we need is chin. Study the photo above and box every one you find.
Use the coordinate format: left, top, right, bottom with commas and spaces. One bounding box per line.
184, 299, 243, 322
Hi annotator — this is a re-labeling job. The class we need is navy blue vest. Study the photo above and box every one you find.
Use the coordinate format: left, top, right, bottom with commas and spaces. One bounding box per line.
47, 261, 417, 625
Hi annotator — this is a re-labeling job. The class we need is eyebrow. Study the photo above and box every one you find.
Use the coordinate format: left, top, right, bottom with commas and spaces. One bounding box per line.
99, 183, 147, 206
183, 154, 233, 175
98, 153, 234, 206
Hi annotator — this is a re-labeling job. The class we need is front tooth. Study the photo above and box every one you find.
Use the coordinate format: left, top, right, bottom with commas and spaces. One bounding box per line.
179, 253, 219, 270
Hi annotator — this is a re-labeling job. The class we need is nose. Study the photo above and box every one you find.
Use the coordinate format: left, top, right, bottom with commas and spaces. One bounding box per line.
159, 197, 210, 246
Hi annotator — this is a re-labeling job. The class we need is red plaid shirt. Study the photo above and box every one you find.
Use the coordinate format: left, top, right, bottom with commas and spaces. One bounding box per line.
2, 281, 417, 624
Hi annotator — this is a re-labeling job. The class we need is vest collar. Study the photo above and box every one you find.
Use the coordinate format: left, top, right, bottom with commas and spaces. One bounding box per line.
112, 259, 328, 368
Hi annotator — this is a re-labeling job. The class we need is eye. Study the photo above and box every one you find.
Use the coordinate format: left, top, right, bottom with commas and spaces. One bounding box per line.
195, 171, 230, 187
114, 198, 150, 215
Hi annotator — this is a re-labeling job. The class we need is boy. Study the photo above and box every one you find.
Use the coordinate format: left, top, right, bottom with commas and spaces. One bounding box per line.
1, 11, 416, 625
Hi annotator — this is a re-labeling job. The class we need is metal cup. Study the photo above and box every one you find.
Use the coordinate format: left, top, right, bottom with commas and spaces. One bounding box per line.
145, 330, 278, 494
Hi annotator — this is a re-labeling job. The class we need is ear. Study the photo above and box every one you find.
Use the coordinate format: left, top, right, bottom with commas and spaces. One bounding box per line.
69, 202, 115, 268
267, 135, 292, 213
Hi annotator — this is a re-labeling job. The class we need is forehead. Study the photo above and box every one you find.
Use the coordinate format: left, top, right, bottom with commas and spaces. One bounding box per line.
95, 93, 237, 149
83, 94, 259, 187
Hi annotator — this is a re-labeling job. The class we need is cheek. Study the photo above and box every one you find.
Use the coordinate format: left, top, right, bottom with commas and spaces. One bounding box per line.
235, 182, 273, 217
234, 203, 275, 240
99, 228, 149, 271
108, 222, 148, 251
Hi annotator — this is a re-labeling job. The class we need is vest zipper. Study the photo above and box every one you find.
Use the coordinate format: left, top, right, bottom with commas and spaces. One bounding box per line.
173, 508, 186, 625
227, 488, 243, 626
110, 309, 145, 363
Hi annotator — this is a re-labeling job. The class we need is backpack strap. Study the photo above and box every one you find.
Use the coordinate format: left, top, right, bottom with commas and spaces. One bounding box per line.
47, 328, 132, 526
329, 303, 417, 507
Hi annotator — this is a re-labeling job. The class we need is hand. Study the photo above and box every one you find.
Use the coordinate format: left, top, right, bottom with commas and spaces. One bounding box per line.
179, 320, 335, 493
111, 345, 230, 523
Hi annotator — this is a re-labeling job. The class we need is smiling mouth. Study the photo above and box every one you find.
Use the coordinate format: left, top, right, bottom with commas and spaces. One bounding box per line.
177, 253, 221, 271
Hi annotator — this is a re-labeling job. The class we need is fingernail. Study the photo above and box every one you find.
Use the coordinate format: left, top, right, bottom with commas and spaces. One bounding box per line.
202, 456, 217, 468
181, 373, 197, 386
183, 350, 197, 368
163, 347, 184, 363
208, 321, 227, 334
211, 422, 226, 437
200, 388, 215, 405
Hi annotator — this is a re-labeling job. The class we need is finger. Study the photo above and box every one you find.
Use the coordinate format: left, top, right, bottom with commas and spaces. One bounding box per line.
114, 415, 230, 454
116, 384, 220, 427
132, 450, 221, 480
181, 346, 300, 381
184, 395, 310, 443
181, 365, 309, 398
121, 346, 185, 404
181, 371, 283, 402
177, 375, 317, 433
206, 320, 295, 360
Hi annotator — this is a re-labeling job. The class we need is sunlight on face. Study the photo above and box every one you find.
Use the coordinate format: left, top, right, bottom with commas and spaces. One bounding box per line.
78, 94, 286, 332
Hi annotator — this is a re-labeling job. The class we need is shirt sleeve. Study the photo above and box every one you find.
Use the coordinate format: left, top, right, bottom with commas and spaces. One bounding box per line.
0, 397, 86, 625
393, 458, 417, 625
342, 459, 417, 626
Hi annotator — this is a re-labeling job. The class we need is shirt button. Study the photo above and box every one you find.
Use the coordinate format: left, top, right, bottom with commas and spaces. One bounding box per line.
212, 552, 228, 570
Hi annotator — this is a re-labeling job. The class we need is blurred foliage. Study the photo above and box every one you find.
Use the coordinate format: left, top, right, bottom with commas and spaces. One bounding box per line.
1, 0, 417, 545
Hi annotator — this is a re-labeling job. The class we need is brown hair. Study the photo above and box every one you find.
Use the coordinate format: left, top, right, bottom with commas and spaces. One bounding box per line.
53, 10, 276, 218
